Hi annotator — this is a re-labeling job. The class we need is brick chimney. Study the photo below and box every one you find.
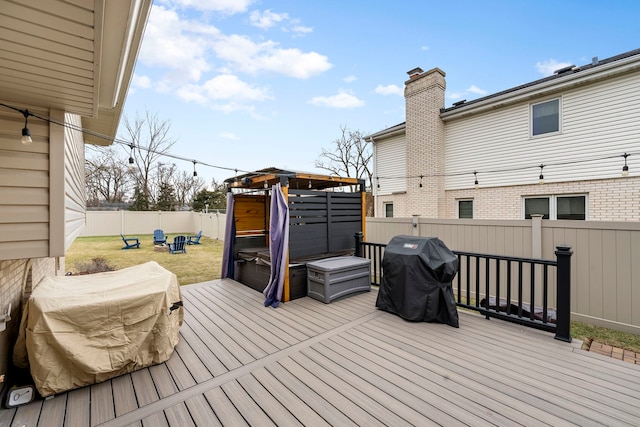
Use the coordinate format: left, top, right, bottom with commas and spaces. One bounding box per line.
404, 67, 446, 218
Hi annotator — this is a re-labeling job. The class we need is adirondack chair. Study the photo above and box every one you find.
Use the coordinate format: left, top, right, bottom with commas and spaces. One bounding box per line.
187, 230, 202, 245
153, 229, 167, 245
121, 234, 140, 249
169, 235, 187, 254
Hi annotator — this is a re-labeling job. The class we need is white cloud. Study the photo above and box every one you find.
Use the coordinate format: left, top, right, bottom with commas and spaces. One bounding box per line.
249, 9, 289, 29
446, 84, 487, 100
132, 74, 152, 89
309, 91, 364, 109
343, 75, 357, 83
291, 25, 313, 36
466, 85, 487, 95
219, 132, 239, 140
177, 74, 271, 113
139, 6, 215, 82
421, 45, 430, 51
168, 0, 253, 14
536, 59, 573, 76
212, 34, 332, 78
374, 84, 403, 96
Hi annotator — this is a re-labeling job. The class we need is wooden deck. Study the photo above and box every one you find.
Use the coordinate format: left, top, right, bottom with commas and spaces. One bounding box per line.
2, 278, 640, 426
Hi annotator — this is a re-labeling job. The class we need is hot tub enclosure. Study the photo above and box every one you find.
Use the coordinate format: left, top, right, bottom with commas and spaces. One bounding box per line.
222, 168, 367, 303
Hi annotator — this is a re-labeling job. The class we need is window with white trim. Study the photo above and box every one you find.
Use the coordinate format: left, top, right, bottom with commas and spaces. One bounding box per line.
523, 195, 586, 220
457, 199, 473, 219
531, 98, 560, 136
384, 202, 394, 218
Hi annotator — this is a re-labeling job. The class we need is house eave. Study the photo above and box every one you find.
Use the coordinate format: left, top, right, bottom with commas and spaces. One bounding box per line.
364, 122, 406, 141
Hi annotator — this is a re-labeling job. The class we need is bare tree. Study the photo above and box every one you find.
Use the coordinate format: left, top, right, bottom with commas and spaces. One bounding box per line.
123, 111, 177, 208
173, 170, 205, 209
315, 125, 372, 189
85, 145, 132, 206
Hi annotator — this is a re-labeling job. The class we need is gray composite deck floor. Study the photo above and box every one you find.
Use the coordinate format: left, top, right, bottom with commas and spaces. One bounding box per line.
2, 278, 640, 426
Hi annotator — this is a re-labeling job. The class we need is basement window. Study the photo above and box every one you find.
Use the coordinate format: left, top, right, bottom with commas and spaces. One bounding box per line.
458, 200, 473, 219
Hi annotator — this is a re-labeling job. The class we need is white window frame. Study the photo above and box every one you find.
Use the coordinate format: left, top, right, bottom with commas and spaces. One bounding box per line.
523, 194, 588, 220
457, 199, 474, 219
530, 97, 562, 137
384, 202, 394, 218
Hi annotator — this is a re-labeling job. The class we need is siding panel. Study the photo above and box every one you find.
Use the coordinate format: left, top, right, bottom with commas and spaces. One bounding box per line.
0, 109, 50, 260
445, 71, 640, 189
63, 113, 86, 252
375, 134, 406, 195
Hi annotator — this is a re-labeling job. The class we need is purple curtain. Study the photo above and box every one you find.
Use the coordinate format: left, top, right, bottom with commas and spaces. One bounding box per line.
263, 183, 289, 308
221, 191, 235, 279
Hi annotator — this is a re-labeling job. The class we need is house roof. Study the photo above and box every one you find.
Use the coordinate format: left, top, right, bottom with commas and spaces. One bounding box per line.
366, 47, 640, 137
0, 0, 152, 145
364, 122, 406, 141
440, 47, 640, 115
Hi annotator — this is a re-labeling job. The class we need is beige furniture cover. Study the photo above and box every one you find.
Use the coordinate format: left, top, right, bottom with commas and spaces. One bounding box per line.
14, 261, 183, 397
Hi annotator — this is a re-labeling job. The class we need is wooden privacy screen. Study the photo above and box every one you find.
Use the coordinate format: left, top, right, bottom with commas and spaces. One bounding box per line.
233, 194, 269, 236
288, 189, 362, 259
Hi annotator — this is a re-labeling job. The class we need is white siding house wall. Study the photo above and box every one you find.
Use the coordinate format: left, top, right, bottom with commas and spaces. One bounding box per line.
63, 113, 86, 252
444, 71, 640, 190
375, 134, 406, 195
0, 106, 50, 260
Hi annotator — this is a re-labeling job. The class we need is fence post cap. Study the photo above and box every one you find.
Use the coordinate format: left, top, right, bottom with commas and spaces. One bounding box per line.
555, 245, 573, 255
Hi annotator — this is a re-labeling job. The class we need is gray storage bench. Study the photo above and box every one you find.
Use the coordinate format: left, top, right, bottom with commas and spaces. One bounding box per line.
307, 256, 371, 303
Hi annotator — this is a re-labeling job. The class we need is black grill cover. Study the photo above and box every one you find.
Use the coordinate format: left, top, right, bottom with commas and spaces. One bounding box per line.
376, 235, 459, 327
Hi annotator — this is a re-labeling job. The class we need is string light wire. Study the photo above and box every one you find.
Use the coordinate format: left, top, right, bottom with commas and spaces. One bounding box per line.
1, 102, 636, 185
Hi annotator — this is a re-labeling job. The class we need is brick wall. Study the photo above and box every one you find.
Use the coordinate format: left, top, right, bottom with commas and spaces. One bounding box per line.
404, 68, 446, 218
444, 176, 640, 220
0, 257, 60, 388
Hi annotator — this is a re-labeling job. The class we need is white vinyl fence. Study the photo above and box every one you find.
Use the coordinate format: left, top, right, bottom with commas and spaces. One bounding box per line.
365, 217, 640, 335
81, 211, 226, 240
81, 211, 640, 334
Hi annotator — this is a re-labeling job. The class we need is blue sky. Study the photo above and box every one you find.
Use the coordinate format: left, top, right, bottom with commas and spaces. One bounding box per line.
120, 0, 640, 186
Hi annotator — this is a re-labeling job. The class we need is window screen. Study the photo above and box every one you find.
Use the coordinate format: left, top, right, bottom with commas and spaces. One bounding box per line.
532, 99, 559, 136
384, 203, 393, 218
458, 200, 473, 219
557, 196, 585, 220
525, 197, 550, 219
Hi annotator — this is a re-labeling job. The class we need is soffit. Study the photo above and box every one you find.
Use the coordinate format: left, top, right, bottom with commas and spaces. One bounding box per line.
0, 0, 152, 145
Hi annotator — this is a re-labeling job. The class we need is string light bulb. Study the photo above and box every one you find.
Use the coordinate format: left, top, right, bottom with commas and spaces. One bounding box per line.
538, 164, 545, 184
21, 109, 32, 145
192, 160, 198, 177
419, 175, 423, 188
622, 153, 630, 177
128, 144, 135, 170
473, 171, 479, 190
308, 180, 312, 189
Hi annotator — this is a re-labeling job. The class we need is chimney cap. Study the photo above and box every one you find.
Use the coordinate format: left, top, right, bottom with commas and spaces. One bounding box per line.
407, 67, 424, 77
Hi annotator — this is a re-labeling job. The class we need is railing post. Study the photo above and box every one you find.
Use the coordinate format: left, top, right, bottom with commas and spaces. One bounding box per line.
554, 245, 572, 342
354, 232, 363, 257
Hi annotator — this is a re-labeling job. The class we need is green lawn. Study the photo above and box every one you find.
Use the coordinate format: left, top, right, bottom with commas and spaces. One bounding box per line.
65, 234, 224, 286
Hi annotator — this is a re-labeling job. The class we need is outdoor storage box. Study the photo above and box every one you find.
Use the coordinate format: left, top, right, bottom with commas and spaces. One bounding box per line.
236, 247, 307, 300
307, 256, 371, 303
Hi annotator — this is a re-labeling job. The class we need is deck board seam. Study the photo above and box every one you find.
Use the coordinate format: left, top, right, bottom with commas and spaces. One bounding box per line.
95, 310, 385, 427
